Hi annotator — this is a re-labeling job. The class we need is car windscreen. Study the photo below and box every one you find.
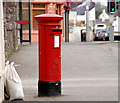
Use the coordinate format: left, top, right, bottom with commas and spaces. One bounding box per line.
97, 25, 104, 27
102, 31, 106, 33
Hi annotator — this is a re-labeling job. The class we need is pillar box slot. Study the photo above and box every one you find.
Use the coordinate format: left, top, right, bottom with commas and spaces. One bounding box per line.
35, 14, 63, 97
52, 29, 62, 34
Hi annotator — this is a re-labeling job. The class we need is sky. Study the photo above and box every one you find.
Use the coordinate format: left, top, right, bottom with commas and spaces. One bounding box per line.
92, 0, 107, 6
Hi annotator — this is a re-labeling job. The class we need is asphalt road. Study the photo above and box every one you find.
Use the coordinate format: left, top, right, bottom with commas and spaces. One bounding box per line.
8, 42, 118, 101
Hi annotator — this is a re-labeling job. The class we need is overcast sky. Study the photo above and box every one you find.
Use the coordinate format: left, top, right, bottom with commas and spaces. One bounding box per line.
92, 0, 107, 6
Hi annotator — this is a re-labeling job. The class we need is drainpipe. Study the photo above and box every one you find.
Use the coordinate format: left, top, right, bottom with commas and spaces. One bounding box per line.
28, 0, 31, 44
19, 1, 22, 44
0, 0, 5, 102
64, 2, 69, 42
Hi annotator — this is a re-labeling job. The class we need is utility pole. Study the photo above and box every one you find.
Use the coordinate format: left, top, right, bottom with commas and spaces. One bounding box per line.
109, 14, 114, 41
86, 0, 90, 42
0, 0, 5, 102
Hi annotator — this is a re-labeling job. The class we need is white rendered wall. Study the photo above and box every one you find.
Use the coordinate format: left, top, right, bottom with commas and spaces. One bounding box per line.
0, 0, 5, 102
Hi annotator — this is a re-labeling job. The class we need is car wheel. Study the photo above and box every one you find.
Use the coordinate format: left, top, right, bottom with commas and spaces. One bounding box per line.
94, 37, 97, 41
103, 36, 105, 41
103, 38, 105, 41
105, 37, 109, 41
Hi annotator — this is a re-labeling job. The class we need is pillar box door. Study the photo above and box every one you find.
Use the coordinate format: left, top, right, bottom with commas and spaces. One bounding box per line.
35, 14, 63, 96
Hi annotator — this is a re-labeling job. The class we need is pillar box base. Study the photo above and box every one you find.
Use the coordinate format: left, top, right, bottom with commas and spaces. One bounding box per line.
38, 81, 61, 97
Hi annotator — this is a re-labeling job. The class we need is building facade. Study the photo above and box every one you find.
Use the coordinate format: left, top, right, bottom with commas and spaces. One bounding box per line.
4, 2, 19, 60
20, 0, 64, 42
0, 2, 19, 102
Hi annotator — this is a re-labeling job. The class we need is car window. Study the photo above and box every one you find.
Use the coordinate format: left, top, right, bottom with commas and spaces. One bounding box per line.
102, 31, 106, 33
97, 25, 104, 27
96, 30, 100, 33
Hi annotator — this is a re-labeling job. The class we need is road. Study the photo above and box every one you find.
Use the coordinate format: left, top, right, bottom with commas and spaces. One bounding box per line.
8, 42, 118, 101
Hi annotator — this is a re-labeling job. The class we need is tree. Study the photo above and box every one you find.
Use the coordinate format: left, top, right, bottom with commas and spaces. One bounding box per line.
95, 2, 107, 19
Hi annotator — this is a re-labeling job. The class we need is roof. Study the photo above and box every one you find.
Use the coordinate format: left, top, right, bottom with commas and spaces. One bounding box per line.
70, 1, 95, 15
19, 0, 64, 3
33, 0, 64, 2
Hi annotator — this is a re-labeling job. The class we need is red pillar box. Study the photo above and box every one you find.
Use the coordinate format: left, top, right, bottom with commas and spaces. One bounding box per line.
35, 14, 63, 96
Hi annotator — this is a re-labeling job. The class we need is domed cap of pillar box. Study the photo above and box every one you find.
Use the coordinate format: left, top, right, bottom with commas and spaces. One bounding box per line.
34, 14, 63, 23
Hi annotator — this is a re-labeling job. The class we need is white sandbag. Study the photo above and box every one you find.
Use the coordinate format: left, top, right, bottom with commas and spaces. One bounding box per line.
4, 61, 10, 86
6, 62, 24, 100
4, 61, 11, 99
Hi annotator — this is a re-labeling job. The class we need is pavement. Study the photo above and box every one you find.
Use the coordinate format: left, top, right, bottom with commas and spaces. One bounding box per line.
6, 41, 118, 101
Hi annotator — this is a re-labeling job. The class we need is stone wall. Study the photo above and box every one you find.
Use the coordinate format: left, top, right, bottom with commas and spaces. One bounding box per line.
3, 2, 19, 60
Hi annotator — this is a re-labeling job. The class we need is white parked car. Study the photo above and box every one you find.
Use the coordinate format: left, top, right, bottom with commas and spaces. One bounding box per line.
95, 24, 108, 40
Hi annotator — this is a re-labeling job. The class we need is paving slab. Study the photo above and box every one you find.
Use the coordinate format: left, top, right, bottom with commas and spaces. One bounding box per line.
6, 42, 118, 101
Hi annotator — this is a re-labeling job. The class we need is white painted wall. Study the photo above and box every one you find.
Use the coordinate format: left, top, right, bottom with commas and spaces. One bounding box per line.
0, 0, 5, 102
113, 16, 120, 32
99, 9, 109, 22
69, 27, 81, 42
69, 11, 77, 27
69, 11, 77, 20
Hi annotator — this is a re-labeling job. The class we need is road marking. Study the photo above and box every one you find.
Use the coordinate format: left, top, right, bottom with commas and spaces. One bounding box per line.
62, 78, 118, 82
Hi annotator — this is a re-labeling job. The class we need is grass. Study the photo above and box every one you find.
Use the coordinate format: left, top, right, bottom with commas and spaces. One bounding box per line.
7, 50, 14, 59
7, 44, 22, 59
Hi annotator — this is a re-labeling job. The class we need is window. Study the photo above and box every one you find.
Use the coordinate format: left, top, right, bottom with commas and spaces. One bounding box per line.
22, 10, 29, 30
32, 3, 46, 30
33, 4, 45, 8
56, 4, 61, 15
33, 10, 45, 30
22, 3, 28, 8
102, 30, 106, 33
22, 10, 29, 21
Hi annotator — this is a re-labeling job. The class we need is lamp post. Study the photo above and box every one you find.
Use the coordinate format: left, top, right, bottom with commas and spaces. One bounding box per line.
86, 0, 90, 42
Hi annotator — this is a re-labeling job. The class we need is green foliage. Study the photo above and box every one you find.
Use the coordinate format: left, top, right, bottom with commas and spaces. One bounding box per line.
95, 2, 108, 19
7, 50, 14, 59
